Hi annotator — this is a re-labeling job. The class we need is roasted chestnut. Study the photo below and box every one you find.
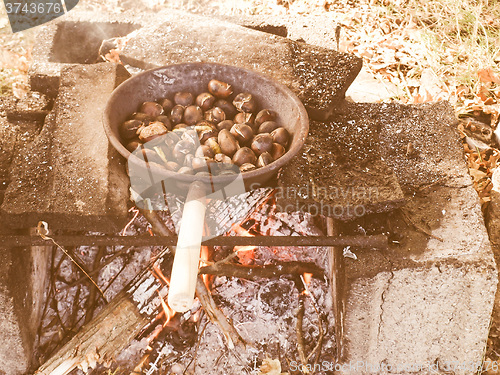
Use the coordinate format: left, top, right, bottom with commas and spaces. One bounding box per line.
218, 129, 238, 157
196, 92, 216, 111
271, 143, 286, 160
173, 138, 196, 163
250, 133, 273, 156
233, 93, 257, 113
233, 112, 255, 127
239, 163, 256, 172
170, 105, 185, 125
174, 92, 194, 106
208, 79, 233, 98
205, 137, 222, 155
271, 127, 289, 147
214, 153, 233, 165
258, 121, 280, 134
230, 123, 253, 145
125, 140, 141, 152
139, 101, 163, 117
257, 152, 273, 168
192, 157, 208, 170
198, 128, 218, 144
214, 99, 237, 119
159, 98, 174, 113
138, 121, 168, 143
255, 109, 277, 127
217, 119, 234, 132
182, 128, 198, 144
195, 145, 215, 159
232, 147, 257, 166
184, 105, 204, 125
156, 115, 172, 131
120, 119, 142, 140
204, 107, 226, 124
178, 166, 194, 175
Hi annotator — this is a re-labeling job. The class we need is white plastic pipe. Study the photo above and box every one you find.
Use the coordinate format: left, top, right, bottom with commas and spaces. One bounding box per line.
168, 181, 207, 312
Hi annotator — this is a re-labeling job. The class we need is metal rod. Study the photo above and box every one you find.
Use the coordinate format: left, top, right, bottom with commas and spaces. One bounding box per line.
327, 217, 345, 363
0, 234, 388, 249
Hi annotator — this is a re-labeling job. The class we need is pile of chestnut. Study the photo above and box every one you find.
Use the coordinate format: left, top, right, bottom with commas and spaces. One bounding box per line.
119, 79, 291, 176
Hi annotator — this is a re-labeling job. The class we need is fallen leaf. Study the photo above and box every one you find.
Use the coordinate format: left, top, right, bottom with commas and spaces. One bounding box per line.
418, 68, 447, 102
259, 358, 289, 375
478, 68, 500, 84
492, 167, 500, 192
12, 82, 29, 99
469, 168, 487, 183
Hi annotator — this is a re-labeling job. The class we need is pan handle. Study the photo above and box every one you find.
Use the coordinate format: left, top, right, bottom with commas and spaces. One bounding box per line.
167, 180, 207, 312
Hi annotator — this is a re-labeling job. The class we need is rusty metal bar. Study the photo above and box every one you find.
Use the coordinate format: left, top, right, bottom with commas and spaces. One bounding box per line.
0, 234, 388, 249
327, 217, 345, 363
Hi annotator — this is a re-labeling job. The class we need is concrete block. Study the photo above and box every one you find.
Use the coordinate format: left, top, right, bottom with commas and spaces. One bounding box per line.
343, 185, 496, 375
333, 101, 496, 374
276, 115, 405, 220
0, 249, 30, 375
0, 116, 17, 191
486, 190, 500, 245
378, 101, 470, 192
29, 11, 143, 98
1, 63, 131, 232
0, 95, 47, 230
120, 9, 362, 120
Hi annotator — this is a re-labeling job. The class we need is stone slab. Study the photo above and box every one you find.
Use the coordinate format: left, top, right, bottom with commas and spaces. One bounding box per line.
120, 9, 362, 121
378, 100, 469, 193
0, 249, 30, 375
276, 101, 468, 220
0, 96, 47, 233
340, 184, 496, 374
486, 191, 500, 245
1, 63, 131, 232
330, 99, 495, 373
29, 11, 143, 98
0, 117, 17, 192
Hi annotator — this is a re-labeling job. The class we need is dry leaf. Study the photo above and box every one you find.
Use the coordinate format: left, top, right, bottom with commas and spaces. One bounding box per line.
12, 82, 29, 99
259, 358, 288, 375
492, 167, 500, 192
478, 85, 491, 102
104, 49, 121, 64
469, 168, 487, 183
478, 68, 500, 85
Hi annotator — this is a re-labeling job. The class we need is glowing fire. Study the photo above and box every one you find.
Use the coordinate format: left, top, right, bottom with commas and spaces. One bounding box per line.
231, 223, 257, 265
301, 273, 313, 296
200, 245, 210, 287
200, 246, 210, 266
158, 290, 176, 327
151, 266, 176, 326
153, 264, 170, 286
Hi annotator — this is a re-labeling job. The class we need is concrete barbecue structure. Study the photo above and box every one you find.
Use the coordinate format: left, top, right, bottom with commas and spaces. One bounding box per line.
0, 8, 496, 375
